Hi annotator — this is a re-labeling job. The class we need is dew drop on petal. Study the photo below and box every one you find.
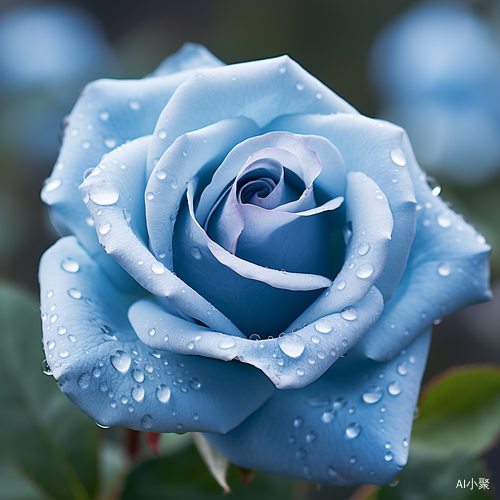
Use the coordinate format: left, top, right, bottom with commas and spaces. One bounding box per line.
68, 288, 82, 299
59, 350, 69, 358
321, 410, 336, 423
357, 242, 370, 256
132, 369, 145, 383
78, 373, 90, 389
437, 263, 451, 276
341, 308, 357, 321
190, 247, 202, 260
337, 280, 346, 290
47, 340, 55, 350
189, 377, 201, 390
57, 326, 67, 335
297, 368, 305, 376
314, 319, 332, 334
397, 363, 408, 376
437, 213, 451, 228
131, 385, 145, 402
151, 263, 165, 274
388, 382, 402, 396
362, 386, 383, 404
44, 178, 62, 192
333, 397, 346, 409
141, 414, 153, 428
110, 350, 131, 373
99, 222, 111, 235
278, 334, 305, 357
384, 452, 394, 461
148, 328, 156, 336
89, 181, 119, 205
346, 422, 361, 439
390, 149, 406, 166
355, 264, 374, 279
293, 417, 303, 428
156, 384, 171, 403
156, 169, 166, 180
218, 337, 236, 349
61, 258, 79, 273
158, 129, 166, 139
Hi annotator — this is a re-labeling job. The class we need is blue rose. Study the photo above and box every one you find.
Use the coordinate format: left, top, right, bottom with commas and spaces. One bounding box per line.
369, 2, 500, 185
39, 43, 491, 485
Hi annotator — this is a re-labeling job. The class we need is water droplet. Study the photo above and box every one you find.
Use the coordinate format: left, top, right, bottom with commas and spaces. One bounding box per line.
187, 341, 195, 350
390, 149, 406, 166
104, 138, 116, 149
151, 262, 165, 274
156, 384, 171, 403
249, 333, 261, 341
311, 336, 320, 344
99, 222, 111, 235
341, 308, 357, 321
333, 397, 346, 409
426, 176, 441, 196
100, 382, 108, 392
132, 369, 144, 383
148, 328, 156, 336
190, 247, 202, 260
145, 364, 154, 374
296, 82, 305, 90
403, 438, 408, 447
321, 410, 336, 423
146, 192, 154, 201
357, 242, 370, 256
314, 319, 332, 333
89, 181, 119, 205
350, 456, 357, 464
297, 368, 305, 376
397, 363, 408, 376
189, 377, 201, 390
293, 417, 303, 428
44, 179, 62, 192
170, 178, 179, 188
158, 128, 167, 139
61, 258, 79, 273
69, 335, 76, 343
41, 359, 52, 376
362, 386, 383, 404
384, 452, 394, 461
129, 101, 140, 110
50, 314, 58, 323
278, 66, 286, 73
218, 337, 235, 349
296, 448, 307, 459
141, 414, 153, 428
278, 334, 305, 357
131, 385, 145, 402
59, 350, 69, 358
437, 213, 451, 228
477, 234, 486, 244
68, 288, 82, 299
78, 373, 90, 388
57, 326, 67, 335
315, 92, 322, 99
328, 467, 338, 477
46, 340, 55, 351
336, 280, 346, 291
437, 263, 451, 276
306, 431, 317, 443
355, 264, 374, 279
346, 422, 361, 439
388, 382, 401, 396
110, 350, 131, 373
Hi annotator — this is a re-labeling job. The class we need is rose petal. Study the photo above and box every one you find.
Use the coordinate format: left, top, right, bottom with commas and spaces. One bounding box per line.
287, 171, 393, 330
129, 286, 384, 389
146, 55, 357, 178
352, 133, 492, 360
41, 44, 225, 291
205, 329, 431, 485
39, 236, 274, 433
79, 136, 244, 337
267, 113, 418, 301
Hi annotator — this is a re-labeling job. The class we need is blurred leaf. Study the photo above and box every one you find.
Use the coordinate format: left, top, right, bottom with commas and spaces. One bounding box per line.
0, 282, 99, 500
121, 442, 297, 500
411, 365, 500, 457
0, 456, 51, 500
372, 451, 492, 500
192, 433, 230, 493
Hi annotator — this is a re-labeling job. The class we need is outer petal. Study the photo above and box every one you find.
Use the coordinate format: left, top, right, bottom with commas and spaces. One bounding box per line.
79, 136, 243, 337
41, 45, 225, 290
39, 237, 275, 433
353, 133, 492, 360
267, 114, 417, 301
146, 55, 358, 177
205, 329, 431, 485
129, 286, 384, 390
151, 42, 224, 77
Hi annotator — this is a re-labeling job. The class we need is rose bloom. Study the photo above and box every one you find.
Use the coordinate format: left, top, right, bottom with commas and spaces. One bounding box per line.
39, 44, 490, 485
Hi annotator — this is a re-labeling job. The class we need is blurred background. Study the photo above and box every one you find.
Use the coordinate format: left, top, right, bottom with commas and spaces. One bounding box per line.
0, 0, 499, 498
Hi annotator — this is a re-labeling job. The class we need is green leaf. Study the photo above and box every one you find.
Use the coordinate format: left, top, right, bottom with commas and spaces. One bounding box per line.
411, 365, 500, 457
0, 282, 99, 500
121, 443, 297, 500
373, 451, 493, 500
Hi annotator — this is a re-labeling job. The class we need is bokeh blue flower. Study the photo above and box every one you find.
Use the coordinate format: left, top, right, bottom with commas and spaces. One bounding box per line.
369, 2, 500, 185
39, 44, 491, 485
